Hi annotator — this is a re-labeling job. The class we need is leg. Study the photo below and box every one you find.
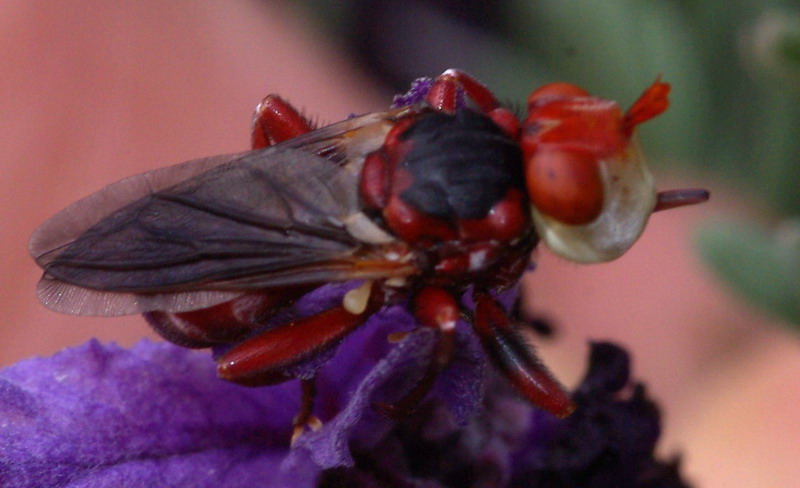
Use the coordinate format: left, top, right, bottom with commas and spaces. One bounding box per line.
472, 290, 575, 418
291, 378, 323, 445
217, 283, 382, 384
375, 286, 459, 418
426, 69, 519, 137
251, 94, 314, 149
426, 69, 500, 113
143, 286, 311, 348
216, 283, 382, 437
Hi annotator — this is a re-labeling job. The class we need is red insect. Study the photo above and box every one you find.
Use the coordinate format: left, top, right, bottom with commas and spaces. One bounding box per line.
29, 70, 707, 440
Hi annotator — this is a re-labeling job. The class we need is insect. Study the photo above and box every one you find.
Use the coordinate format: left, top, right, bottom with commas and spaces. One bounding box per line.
30, 69, 708, 440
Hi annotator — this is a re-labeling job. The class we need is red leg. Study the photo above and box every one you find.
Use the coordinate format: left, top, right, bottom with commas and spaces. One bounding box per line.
143, 286, 311, 348
216, 282, 382, 438
425, 76, 462, 113
217, 282, 381, 384
426, 69, 519, 138
427, 69, 500, 112
375, 286, 459, 418
473, 290, 575, 418
251, 94, 314, 149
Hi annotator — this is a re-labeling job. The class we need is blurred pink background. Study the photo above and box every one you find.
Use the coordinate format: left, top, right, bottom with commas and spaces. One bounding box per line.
2, 2, 798, 486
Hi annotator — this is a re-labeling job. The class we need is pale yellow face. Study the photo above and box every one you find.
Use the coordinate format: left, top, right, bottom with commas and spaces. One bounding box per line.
531, 140, 657, 263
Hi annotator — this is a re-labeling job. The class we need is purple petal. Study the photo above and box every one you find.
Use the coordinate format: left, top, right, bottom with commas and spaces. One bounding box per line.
510, 342, 688, 487
0, 340, 310, 487
391, 77, 434, 108
576, 341, 631, 396
1, 292, 690, 486
287, 305, 487, 471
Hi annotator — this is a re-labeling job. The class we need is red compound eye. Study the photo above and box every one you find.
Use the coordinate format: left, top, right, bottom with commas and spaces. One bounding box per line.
527, 82, 590, 107
525, 148, 604, 226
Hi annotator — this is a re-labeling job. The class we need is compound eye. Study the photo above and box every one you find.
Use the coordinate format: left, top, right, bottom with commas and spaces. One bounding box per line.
529, 142, 658, 263
526, 148, 604, 226
527, 82, 590, 107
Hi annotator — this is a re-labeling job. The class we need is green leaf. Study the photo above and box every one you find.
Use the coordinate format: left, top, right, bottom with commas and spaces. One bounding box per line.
697, 219, 800, 328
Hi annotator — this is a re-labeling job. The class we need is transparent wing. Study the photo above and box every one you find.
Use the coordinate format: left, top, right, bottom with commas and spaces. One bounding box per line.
31, 141, 414, 316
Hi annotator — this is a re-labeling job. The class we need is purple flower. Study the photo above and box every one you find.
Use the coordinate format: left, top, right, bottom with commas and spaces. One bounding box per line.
508, 342, 691, 488
391, 77, 436, 108
0, 284, 690, 487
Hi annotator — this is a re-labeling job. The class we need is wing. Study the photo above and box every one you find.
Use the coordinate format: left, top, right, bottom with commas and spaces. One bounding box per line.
31, 115, 418, 316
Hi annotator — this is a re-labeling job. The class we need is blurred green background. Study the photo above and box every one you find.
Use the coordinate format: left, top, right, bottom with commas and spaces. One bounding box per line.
299, 0, 800, 327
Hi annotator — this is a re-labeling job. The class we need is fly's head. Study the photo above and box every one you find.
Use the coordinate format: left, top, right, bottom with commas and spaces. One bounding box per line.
520, 79, 707, 263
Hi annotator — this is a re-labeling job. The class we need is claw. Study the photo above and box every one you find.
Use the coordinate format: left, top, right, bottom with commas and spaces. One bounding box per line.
290, 414, 323, 446
307, 415, 323, 432
288, 378, 320, 446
